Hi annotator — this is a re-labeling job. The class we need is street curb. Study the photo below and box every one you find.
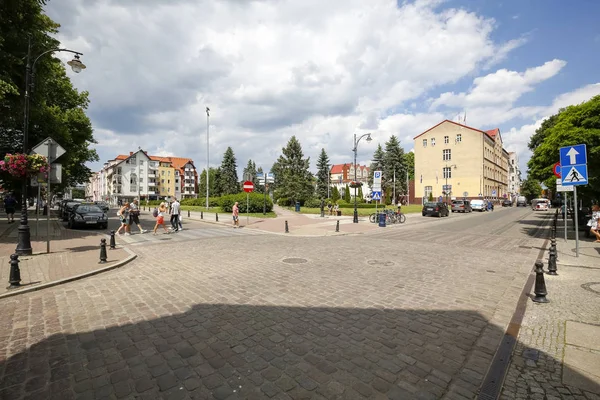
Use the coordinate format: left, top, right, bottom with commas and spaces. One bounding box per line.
0, 247, 137, 300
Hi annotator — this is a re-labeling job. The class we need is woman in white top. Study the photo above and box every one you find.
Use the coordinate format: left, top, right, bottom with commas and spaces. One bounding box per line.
590, 204, 600, 242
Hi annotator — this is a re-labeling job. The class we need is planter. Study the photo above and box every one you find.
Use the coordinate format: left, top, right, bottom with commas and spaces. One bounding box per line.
0, 153, 49, 179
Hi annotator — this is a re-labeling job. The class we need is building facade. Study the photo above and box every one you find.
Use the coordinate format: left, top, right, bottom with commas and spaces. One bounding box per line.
508, 152, 522, 200
413, 120, 510, 204
329, 163, 370, 199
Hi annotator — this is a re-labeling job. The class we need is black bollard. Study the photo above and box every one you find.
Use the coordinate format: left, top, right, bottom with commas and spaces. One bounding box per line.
216, 213, 219, 222
99, 239, 108, 264
109, 230, 116, 250
201, 211, 203, 220
8, 254, 21, 289
188, 210, 190, 217
550, 237, 558, 262
335, 220, 339, 232
285, 220, 289, 233
547, 245, 558, 275
532, 260, 549, 303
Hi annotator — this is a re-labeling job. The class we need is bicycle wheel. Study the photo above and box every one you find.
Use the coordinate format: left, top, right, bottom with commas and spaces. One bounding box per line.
369, 213, 377, 223
398, 213, 406, 224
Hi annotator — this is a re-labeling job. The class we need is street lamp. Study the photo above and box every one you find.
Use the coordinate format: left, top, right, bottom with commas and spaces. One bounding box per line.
444, 163, 457, 205
15, 38, 86, 256
352, 133, 372, 223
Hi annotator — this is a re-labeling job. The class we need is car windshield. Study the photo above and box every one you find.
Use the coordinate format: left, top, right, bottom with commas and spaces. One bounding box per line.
75, 205, 103, 213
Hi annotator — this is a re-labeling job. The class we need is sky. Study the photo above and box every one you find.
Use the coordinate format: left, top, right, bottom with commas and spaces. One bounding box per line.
46, 0, 600, 179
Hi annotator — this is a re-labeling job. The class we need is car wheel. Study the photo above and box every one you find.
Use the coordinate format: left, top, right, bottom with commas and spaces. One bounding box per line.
422, 213, 426, 217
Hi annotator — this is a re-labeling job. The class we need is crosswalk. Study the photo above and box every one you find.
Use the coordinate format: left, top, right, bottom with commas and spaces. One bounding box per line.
113, 227, 270, 247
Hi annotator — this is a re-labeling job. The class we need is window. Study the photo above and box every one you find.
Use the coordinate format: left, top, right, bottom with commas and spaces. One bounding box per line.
424, 186, 432, 201
443, 149, 451, 161
161, 179, 165, 184
431, 138, 436, 146
444, 136, 449, 144
456, 134, 462, 143
139, 160, 144, 166
443, 167, 452, 179
139, 178, 143, 183
423, 139, 427, 147
161, 171, 165, 176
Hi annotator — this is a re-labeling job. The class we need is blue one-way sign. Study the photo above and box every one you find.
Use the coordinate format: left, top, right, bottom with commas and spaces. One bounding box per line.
560, 144, 588, 186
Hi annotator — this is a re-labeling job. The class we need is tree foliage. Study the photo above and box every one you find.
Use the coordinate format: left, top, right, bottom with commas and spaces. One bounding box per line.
218, 147, 239, 195
383, 135, 406, 196
527, 95, 600, 200
344, 183, 350, 202
331, 186, 340, 202
315, 148, 330, 199
272, 136, 314, 202
519, 178, 542, 201
404, 151, 415, 180
368, 144, 385, 189
0, 0, 98, 191
198, 167, 220, 198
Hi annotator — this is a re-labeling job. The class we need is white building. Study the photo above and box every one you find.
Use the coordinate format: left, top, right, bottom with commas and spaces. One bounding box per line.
508, 152, 522, 200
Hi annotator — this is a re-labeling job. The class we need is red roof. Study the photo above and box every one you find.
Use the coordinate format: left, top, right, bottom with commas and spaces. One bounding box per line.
485, 129, 499, 137
413, 120, 497, 141
114, 152, 195, 172
330, 164, 370, 173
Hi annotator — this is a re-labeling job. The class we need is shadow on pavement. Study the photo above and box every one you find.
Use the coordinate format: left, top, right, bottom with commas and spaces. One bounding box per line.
0, 303, 597, 399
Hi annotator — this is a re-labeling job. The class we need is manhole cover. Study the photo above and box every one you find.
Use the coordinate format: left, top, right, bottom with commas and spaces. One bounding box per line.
581, 282, 600, 296
486, 270, 496, 273
282, 258, 308, 264
367, 260, 395, 267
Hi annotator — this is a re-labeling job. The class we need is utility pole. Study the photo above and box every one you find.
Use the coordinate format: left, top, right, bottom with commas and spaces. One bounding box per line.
205, 107, 210, 209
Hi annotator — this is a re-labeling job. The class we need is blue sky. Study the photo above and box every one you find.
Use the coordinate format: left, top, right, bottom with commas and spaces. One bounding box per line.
47, 0, 600, 178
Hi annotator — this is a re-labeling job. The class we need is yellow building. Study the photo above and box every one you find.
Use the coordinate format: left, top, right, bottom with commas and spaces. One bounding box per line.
413, 120, 510, 204
157, 162, 176, 198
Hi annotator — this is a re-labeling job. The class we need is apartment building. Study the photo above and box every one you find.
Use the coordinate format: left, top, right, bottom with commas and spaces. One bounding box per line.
508, 152, 522, 200
413, 120, 510, 204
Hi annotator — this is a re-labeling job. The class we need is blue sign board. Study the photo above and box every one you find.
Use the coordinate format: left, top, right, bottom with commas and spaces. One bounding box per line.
371, 191, 381, 200
374, 171, 382, 179
560, 144, 588, 186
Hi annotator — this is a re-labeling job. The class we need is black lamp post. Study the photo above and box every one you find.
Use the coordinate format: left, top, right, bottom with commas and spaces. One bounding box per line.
352, 133, 372, 223
15, 38, 86, 256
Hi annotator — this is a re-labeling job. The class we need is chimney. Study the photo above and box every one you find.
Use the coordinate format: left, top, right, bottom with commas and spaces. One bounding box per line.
129, 152, 133, 156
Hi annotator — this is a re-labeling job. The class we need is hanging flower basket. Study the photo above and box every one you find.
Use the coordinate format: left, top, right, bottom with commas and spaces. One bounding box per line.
349, 181, 363, 189
0, 154, 49, 179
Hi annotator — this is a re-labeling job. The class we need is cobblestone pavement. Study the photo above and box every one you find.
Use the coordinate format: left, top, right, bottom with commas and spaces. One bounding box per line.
0, 208, 548, 399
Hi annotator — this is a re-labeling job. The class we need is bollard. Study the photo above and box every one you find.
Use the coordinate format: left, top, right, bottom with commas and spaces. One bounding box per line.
550, 237, 558, 262
547, 245, 558, 275
216, 213, 219, 222
7, 254, 21, 288
285, 220, 289, 233
532, 260, 549, 303
188, 210, 190, 218
201, 211, 203, 220
335, 220, 339, 232
109, 230, 116, 250
99, 239, 108, 264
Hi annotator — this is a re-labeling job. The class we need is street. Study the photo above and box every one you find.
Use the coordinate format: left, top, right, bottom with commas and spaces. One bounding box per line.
0, 208, 553, 399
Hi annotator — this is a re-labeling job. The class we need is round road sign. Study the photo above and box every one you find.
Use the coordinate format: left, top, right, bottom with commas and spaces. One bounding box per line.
243, 181, 254, 193
463, 191, 468, 197
553, 162, 561, 178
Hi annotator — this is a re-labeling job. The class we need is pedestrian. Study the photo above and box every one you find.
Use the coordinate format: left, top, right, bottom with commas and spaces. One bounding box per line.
128, 199, 147, 234
169, 197, 181, 232
589, 204, 600, 242
153, 202, 170, 235
232, 201, 240, 228
116, 202, 130, 235
3, 193, 17, 223
327, 201, 333, 215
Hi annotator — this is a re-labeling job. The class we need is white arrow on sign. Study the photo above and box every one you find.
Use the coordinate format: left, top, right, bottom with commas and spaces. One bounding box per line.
566, 147, 579, 165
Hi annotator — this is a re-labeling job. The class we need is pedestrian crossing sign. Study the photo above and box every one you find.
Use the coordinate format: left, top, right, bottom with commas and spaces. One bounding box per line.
371, 191, 381, 200
561, 164, 588, 186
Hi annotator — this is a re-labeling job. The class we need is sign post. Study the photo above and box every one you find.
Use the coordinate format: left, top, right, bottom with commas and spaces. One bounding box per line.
243, 180, 254, 226
373, 171, 382, 214
560, 144, 588, 257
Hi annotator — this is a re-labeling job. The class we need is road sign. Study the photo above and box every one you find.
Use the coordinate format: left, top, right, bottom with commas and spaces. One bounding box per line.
373, 171, 382, 191
32, 137, 66, 161
561, 165, 587, 186
243, 181, 254, 193
560, 144, 587, 166
492, 190, 497, 196
553, 162, 561, 178
442, 184, 452, 191
371, 191, 381, 200
556, 178, 574, 192
463, 191, 468, 197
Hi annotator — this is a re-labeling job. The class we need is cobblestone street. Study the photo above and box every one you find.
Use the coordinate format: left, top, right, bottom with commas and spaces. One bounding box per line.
0, 208, 562, 399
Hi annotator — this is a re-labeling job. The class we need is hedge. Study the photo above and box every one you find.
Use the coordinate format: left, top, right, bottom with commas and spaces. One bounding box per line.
180, 197, 220, 207
221, 193, 273, 213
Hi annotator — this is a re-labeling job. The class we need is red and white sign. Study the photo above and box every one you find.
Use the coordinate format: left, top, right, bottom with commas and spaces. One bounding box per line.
243, 181, 254, 193
553, 162, 561, 178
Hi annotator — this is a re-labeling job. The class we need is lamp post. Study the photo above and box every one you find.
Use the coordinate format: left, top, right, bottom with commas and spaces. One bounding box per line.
327, 164, 331, 199
205, 107, 210, 209
15, 38, 86, 256
444, 162, 457, 205
352, 133, 372, 223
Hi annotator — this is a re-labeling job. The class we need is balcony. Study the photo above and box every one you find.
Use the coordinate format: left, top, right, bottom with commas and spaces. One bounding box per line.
185, 167, 193, 172
147, 172, 156, 178
148, 181, 157, 187
184, 182, 194, 188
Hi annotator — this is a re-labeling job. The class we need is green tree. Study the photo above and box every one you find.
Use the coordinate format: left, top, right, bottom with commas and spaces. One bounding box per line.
273, 136, 314, 202
383, 135, 406, 201
71, 188, 85, 199
315, 148, 330, 199
520, 178, 543, 201
527, 95, 600, 200
198, 167, 220, 197
357, 185, 363, 202
404, 151, 415, 180
331, 186, 340, 202
0, 0, 98, 191
368, 144, 385, 189
344, 183, 351, 202
217, 147, 239, 195
242, 159, 258, 191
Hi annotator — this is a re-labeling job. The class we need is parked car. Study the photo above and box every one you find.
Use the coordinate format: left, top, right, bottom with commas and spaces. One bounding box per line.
516, 196, 527, 207
61, 200, 82, 221
67, 204, 108, 229
502, 199, 513, 207
94, 201, 110, 212
471, 199, 487, 212
422, 202, 449, 217
533, 201, 549, 211
451, 200, 472, 213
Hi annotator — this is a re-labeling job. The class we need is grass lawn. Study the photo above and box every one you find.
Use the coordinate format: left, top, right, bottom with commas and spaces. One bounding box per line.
180, 205, 277, 218
286, 204, 423, 216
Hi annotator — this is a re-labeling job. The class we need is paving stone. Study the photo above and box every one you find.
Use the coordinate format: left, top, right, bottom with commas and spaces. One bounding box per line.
135, 377, 155, 393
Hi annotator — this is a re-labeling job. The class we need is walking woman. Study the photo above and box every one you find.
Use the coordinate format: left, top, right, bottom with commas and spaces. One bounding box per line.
153, 202, 170, 235
116, 202, 130, 235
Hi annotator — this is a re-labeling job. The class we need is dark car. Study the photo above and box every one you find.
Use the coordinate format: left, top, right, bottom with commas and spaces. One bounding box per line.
94, 201, 110, 212
61, 200, 82, 221
422, 202, 449, 217
502, 199, 513, 207
451, 200, 472, 213
68, 204, 108, 229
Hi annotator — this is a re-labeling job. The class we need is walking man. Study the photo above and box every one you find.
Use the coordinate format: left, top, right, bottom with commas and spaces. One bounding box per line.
128, 199, 147, 234
4, 193, 17, 223
169, 197, 181, 232
232, 201, 240, 228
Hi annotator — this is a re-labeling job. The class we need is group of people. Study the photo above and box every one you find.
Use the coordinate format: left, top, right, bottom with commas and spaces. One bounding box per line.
115, 198, 183, 236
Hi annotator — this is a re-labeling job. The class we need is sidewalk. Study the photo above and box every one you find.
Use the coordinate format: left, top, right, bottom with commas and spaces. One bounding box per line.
0, 215, 135, 298
501, 216, 600, 399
